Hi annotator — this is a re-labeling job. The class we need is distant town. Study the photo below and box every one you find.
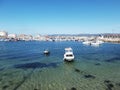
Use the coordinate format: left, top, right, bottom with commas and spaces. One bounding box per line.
0, 31, 120, 43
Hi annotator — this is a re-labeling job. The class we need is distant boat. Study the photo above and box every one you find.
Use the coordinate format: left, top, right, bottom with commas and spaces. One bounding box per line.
96, 40, 104, 44
91, 40, 104, 46
63, 47, 74, 61
82, 41, 91, 45
91, 41, 100, 46
82, 40, 104, 46
43, 49, 50, 55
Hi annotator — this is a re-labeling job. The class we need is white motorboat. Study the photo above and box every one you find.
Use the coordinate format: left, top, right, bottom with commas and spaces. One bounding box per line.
96, 40, 104, 44
82, 41, 91, 45
44, 49, 50, 55
63, 47, 74, 61
91, 40, 104, 46
91, 42, 100, 46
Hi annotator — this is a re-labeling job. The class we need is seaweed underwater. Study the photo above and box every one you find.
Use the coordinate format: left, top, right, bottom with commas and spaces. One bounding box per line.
105, 57, 120, 62
13, 62, 58, 69
8, 62, 59, 90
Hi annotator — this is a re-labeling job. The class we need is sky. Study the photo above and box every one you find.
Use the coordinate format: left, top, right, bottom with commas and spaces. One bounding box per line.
0, 0, 120, 35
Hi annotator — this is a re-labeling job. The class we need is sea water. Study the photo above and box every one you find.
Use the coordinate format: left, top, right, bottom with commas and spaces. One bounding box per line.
0, 41, 120, 90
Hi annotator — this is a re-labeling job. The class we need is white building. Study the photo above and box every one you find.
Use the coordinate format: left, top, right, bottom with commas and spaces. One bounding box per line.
0, 31, 8, 38
17, 34, 33, 41
34, 34, 46, 41
8, 34, 17, 39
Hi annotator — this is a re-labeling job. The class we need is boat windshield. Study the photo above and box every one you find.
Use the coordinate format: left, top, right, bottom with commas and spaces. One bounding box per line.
65, 50, 73, 53
66, 54, 73, 57
65, 48, 73, 53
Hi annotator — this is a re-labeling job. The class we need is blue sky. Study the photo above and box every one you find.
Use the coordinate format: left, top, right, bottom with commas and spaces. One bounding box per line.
0, 0, 120, 35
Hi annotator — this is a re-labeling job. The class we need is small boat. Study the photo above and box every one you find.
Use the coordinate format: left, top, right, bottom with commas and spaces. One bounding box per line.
91, 42, 100, 46
96, 40, 104, 44
43, 49, 50, 55
63, 47, 74, 61
82, 41, 91, 45
91, 40, 104, 46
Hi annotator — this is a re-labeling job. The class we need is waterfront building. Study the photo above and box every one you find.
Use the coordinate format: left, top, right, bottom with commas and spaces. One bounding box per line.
17, 34, 32, 41
25, 35, 33, 41
33, 34, 46, 41
8, 34, 17, 39
99, 34, 120, 42
0, 31, 8, 38
17, 34, 26, 40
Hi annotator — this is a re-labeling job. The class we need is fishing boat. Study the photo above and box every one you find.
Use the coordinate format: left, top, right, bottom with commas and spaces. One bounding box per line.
43, 49, 50, 55
63, 47, 74, 61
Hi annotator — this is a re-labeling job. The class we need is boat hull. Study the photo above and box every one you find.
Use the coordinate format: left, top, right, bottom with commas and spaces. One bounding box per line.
64, 58, 74, 62
44, 51, 50, 55
63, 54, 74, 61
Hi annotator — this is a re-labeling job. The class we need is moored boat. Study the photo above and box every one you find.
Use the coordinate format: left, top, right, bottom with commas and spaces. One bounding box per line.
44, 49, 50, 55
63, 47, 74, 61
82, 41, 91, 45
91, 40, 104, 46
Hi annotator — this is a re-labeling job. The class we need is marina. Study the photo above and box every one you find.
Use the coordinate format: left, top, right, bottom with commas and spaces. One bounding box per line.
0, 31, 120, 43
0, 0, 120, 90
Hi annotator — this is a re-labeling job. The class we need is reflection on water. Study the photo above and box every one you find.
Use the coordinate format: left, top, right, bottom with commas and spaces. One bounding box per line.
0, 41, 120, 90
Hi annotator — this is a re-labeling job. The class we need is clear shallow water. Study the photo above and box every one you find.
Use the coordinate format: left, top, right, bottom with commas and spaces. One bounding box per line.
0, 41, 120, 90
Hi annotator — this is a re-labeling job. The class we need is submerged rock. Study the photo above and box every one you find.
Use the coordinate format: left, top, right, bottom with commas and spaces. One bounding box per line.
84, 74, 95, 79
104, 80, 111, 83
106, 83, 114, 90
71, 87, 77, 90
116, 82, 120, 86
2, 85, 9, 89
95, 63, 101, 65
74, 68, 80, 72
107, 83, 114, 88
0, 68, 4, 71
34, 89, 38, 90
105, 57, 120, 62
104, 80, 114, 90
74, 68, 84, 74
